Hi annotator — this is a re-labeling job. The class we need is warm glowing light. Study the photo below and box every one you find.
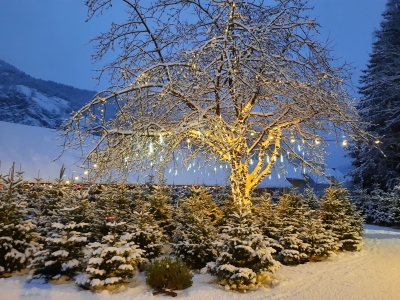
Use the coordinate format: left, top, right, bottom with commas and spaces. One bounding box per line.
149, 141, 154, 153
84, 170, 89, 175
375, 140, 381, 144
290, 138, 295, 143
315, 139, 320, 145
65, 180, 70, 185
93, 164, 98, 168
75, 176, 79, 180
342, 140, 348, 146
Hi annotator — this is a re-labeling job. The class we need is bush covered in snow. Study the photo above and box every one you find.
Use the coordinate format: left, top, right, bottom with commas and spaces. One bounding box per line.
145, 257, 193, 290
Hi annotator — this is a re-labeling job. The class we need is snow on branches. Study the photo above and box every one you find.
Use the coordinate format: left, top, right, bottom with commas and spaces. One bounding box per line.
63, 0, 371, 207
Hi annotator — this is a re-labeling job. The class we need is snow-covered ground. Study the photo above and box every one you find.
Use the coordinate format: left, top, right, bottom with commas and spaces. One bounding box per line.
1, 224, 399, 300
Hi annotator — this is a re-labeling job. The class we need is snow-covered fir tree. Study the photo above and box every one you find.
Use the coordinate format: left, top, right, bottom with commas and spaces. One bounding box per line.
251, 196, 281, 245
0, 165, 39, 276
92, 185, 135, 240
28, 189, 92, 281
354, 185, 400, 227
172, 186, 220, 269
319, 187, 364, 251
147, 185, 174, 237
297, 218, 337, 261
300, 188, 320, 210
76, 222, 144, 290
350, 0, 400, 190
124, 202, 164, 260
207, 211, 280, 291
274, 193, 310, 264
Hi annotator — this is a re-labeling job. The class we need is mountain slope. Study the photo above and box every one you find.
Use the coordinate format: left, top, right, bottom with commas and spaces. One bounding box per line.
0, 59, 96, 128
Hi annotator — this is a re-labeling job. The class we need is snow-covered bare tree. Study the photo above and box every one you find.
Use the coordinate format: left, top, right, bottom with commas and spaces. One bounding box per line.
349, 0, 400, 190
63, 0, 369, 208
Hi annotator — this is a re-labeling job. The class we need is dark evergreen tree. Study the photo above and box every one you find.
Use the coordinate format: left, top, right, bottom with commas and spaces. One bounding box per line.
350, 0, 400, 190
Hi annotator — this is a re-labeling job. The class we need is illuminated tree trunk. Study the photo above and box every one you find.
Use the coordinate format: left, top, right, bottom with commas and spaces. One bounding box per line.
228, 151, 253, 209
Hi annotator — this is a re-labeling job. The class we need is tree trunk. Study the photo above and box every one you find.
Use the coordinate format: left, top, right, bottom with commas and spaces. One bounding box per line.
229, 163, 252, 211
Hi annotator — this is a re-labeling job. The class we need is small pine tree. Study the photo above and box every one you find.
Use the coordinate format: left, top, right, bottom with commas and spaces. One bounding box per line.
0, 164, 39, 276
251, 195, 281, 241
173, 216, 217, 270
207, 212, 280, 291
124, 202, 165, 260
297, 218, 337, 260
301, 188, 320, 210
75, 222, 144, 290
172, 186, 220, 269
275, 193, 310, 264
92, 185, 135, 240
148, 185, 174, 236
319, 187, 364, 251
28, 189, 92, 281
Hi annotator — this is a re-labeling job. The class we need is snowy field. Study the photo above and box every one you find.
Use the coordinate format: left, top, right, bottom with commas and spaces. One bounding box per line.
1, 224, 399, 300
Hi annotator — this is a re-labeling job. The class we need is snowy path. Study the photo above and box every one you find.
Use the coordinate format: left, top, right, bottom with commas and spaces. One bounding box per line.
1, 224, 400, 300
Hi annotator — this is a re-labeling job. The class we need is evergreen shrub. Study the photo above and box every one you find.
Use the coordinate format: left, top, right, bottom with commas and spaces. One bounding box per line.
145, 257, 193, 290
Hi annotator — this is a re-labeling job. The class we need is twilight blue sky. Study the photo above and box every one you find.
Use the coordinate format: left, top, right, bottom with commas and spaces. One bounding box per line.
0, 0, 387, 93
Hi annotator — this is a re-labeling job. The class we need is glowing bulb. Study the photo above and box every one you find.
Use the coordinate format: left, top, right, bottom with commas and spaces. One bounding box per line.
375, 140, 381, 144
342, 140, 348, 146
84, 170, 89, 175
74, 176, 79, 180
93, 164, 98, 168
290, 138, 295, 143
315, 139, 320, 145
250, 159, 254, 165
149, 141, 154, 153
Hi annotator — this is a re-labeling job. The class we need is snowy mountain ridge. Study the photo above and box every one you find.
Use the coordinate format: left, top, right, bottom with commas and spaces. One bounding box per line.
0, 59, 96, 129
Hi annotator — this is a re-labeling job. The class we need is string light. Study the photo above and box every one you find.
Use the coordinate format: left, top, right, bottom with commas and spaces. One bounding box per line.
342, 140, 348, 146
149, 141, 154, 153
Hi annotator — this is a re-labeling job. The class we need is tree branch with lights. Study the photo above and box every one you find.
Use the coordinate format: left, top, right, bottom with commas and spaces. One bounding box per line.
63, 0, 372, 209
